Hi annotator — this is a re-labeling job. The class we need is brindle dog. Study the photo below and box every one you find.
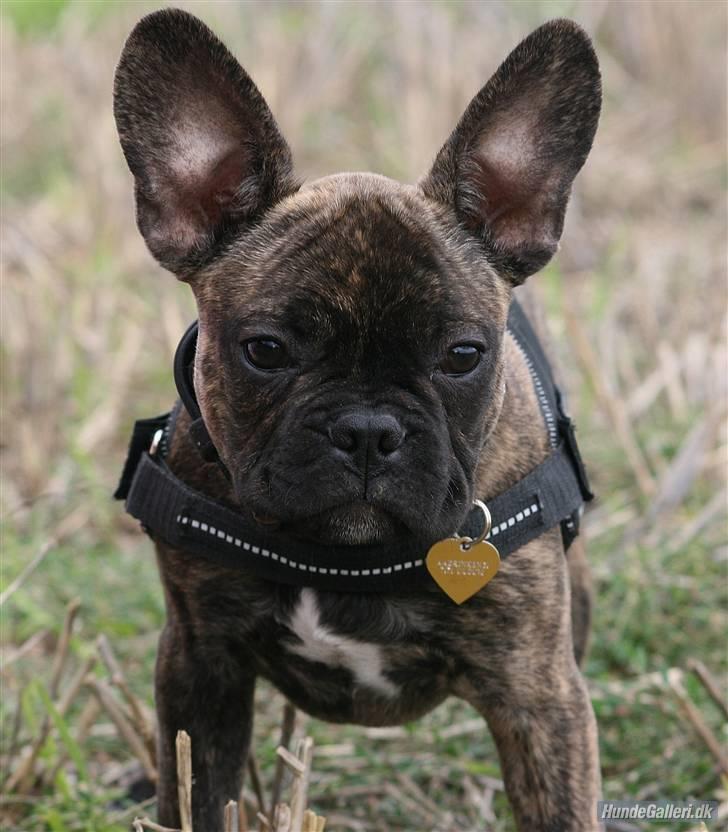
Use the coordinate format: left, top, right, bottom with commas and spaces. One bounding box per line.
114, 9, 602, 830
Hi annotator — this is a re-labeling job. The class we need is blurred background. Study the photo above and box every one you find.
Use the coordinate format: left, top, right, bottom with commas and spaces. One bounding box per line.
1, 1, 726, 830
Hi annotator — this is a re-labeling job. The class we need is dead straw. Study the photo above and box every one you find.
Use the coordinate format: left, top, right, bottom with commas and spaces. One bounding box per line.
288, 736, 315, 832
97, 634, 156, 763
224, 799, 240, 832
269, 701, 296, 819
687, 658, 728, 720
176, 730, 193, 832
86, 677, 157, 783
247, 754, 268, 820
667, 669, 728, 775
2, 599, 81, 795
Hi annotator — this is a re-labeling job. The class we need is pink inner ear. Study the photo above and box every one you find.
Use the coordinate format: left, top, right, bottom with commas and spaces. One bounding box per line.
156, 87, 258, 241
463, 124, 560, 254
468, 159, 551, 248
201, 149, 250, 215
154, 145, 253, 253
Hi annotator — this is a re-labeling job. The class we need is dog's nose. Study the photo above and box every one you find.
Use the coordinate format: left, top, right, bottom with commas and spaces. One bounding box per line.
328, 412, 405, 466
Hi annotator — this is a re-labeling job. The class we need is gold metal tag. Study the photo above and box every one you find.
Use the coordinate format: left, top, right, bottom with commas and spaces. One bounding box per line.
425, 538, 500, 604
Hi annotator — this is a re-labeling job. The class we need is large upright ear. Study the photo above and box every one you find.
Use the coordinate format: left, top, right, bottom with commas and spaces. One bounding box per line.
420, 19, 601, 283
113, 9, 297, 277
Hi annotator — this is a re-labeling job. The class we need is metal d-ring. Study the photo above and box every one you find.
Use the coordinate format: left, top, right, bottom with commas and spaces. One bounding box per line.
149, 428, 164, 458
459, 500, 492, 551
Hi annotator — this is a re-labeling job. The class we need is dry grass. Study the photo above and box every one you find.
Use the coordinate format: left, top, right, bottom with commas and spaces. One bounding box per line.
1, 1, 726, 830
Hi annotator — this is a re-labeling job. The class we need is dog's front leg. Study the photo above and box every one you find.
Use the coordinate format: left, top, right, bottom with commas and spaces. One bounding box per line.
155, 622, 256, 829
465, 661, 601, 831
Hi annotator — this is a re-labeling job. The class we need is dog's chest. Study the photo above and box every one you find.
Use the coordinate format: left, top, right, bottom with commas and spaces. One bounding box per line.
284, 588, 397, 696
250, 587, 455, 725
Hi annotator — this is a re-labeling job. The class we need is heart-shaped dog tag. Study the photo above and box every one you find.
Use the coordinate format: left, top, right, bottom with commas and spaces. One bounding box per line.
426, 538, 500, 604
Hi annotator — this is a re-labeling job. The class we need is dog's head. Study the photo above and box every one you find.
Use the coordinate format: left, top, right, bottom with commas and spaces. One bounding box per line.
114, 9, 600, 548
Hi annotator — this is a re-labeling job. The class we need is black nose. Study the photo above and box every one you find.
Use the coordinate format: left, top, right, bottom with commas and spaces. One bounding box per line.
328, 412, 405, 467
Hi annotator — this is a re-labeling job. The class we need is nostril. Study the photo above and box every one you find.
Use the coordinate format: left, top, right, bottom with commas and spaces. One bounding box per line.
377, 418, 405, 455
328, 422, 358, 452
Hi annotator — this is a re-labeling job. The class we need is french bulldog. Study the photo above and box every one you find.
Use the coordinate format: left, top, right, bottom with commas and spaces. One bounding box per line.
114, 8, 602, 830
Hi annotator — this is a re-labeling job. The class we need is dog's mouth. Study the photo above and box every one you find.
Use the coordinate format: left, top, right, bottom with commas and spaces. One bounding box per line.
273, 502, 409, 546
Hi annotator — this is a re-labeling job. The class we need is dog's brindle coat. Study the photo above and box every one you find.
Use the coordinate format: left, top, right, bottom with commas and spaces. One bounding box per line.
114, 10, 602, 830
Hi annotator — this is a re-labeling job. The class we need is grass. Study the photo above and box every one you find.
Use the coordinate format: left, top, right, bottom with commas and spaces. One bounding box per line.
1, 1, 727, 830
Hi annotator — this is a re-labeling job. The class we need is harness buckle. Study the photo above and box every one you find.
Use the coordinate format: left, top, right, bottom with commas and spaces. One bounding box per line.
149, 428, 164, 457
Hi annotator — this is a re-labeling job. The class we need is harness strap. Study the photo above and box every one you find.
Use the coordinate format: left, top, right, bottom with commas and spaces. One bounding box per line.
114, 412, 170, 501
506, 300, 593, 546
508, 302, 560, 448
118, 427, 587, 592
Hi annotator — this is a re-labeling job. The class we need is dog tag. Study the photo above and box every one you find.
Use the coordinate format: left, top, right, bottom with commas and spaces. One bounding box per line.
426, 538, 500, 604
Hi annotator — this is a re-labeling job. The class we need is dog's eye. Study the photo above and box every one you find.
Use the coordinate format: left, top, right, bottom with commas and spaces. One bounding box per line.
440, 344, 482, 376
243, 338, 290, 371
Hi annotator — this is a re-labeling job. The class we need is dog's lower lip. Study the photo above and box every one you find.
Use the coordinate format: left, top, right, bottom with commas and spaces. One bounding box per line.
278, 501, 408, 546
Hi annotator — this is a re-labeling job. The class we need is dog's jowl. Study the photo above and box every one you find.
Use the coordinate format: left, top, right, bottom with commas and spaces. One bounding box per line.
114, 9, 602, 830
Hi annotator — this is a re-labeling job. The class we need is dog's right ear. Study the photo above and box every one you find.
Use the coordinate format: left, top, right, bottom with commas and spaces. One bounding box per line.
420, 19, 601, 284
114, 9, 296, 278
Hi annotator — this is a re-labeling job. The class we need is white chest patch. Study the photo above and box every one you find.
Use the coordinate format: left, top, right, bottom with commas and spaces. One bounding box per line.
286, 588, 398, 698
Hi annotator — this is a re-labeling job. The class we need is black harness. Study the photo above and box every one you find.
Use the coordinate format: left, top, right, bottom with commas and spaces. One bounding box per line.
115, 301, 593, 593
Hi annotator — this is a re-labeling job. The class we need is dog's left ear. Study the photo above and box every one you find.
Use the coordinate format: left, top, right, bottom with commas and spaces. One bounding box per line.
420, 19, 601, 283
113, 9, 297, 278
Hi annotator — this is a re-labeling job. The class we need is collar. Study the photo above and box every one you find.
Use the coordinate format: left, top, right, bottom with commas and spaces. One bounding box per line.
115, 300, 593, 593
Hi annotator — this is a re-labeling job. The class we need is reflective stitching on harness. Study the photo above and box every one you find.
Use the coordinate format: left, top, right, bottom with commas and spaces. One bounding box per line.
177, 514, 426, 575
178, 506, 538, 563
508, 332, 558, 447
487, 502, 540, 538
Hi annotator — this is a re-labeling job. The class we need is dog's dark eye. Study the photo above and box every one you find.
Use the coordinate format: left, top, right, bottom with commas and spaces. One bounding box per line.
440, 344, 482, 376
243, 338, 290, 371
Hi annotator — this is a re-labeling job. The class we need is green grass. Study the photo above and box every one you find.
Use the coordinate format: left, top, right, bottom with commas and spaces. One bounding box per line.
1, 0, 70, 36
